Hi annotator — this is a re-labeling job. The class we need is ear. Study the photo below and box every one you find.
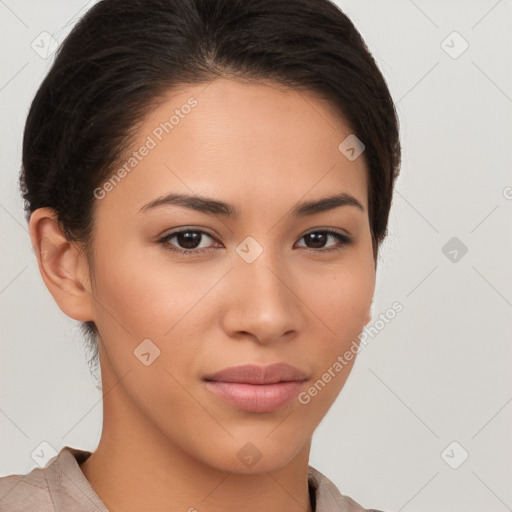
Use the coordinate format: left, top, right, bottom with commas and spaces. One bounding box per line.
29, 207, 94, 323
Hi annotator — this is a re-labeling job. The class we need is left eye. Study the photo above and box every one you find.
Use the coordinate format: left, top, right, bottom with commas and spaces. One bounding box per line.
296, 230, 352, 251
158, 229, 352, 255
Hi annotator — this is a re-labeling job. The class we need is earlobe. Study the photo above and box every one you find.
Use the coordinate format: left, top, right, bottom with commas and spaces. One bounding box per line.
29, 207, 94, 323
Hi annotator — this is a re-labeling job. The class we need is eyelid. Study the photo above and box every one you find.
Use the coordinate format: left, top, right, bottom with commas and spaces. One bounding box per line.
158, 226, 216, 239
302, 226, 351, 238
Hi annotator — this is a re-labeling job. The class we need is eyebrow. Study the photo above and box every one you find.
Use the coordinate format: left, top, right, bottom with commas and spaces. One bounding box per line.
139, 192, 364, 217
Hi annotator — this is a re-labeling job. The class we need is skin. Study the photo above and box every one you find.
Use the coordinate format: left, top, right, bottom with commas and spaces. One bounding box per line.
29, 78, 375, 512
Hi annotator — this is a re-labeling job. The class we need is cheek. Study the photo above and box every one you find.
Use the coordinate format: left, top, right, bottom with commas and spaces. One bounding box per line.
296, 262, 374, 416
91, 239, 217, 339
311, 256, 374, 331
301, 250, 375, 369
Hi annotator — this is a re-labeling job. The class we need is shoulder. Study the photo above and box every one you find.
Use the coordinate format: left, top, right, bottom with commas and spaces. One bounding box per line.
308, 465, 388, 512
0, 463, 54, 511
0, 446, 107, 512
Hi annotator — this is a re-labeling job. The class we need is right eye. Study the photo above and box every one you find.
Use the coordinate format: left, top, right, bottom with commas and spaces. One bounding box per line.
158, 228, 221, 255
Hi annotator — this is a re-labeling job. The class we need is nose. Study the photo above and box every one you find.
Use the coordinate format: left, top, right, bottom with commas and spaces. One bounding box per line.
220, 249, 304, 345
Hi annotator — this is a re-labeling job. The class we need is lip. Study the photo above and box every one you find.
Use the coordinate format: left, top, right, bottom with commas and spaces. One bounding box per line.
203, 363, 308, 413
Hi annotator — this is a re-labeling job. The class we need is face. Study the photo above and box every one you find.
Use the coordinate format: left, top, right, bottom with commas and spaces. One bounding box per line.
84, 78, 375, 473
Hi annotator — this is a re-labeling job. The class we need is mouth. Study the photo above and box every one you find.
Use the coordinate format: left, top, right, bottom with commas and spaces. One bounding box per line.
203, 363, 308, 413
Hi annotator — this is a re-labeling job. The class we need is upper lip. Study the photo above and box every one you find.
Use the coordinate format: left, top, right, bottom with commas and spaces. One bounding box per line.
204, 363, 308, 384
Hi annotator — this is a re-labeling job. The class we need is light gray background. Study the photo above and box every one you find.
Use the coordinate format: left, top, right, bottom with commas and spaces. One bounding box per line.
1, 1, 511, 511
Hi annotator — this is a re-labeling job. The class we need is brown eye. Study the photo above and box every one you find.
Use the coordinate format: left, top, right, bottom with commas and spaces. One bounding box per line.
297, 230, 352, 252
174, 231, 203, 249
159, 229, 218, 254
304, 232, 328, 249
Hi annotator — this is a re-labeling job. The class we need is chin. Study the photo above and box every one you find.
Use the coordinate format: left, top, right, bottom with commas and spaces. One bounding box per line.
194, 431, 310, 475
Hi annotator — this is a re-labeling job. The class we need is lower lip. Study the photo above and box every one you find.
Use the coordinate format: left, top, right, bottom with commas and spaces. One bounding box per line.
204, 380, 304, 413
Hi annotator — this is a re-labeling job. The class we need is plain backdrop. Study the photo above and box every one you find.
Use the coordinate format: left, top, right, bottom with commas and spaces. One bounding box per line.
1, 1, 511, 511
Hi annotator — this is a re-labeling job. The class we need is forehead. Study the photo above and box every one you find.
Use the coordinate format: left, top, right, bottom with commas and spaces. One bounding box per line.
96, 78, 369, 218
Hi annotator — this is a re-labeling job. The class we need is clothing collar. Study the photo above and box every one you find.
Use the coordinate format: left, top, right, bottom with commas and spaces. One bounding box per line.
42, 445, 366, 512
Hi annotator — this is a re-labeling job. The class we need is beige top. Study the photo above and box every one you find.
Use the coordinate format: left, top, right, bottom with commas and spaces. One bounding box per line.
0, 446, 384, 512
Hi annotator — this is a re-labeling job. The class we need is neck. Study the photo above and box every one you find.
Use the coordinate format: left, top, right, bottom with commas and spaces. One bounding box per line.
79, 371, 314, 512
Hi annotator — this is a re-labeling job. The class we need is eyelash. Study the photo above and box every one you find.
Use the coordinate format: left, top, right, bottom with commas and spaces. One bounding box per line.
157, 228, 353, 256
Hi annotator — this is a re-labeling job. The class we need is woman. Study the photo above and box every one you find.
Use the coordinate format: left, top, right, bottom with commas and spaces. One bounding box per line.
0, 0, 400, 510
